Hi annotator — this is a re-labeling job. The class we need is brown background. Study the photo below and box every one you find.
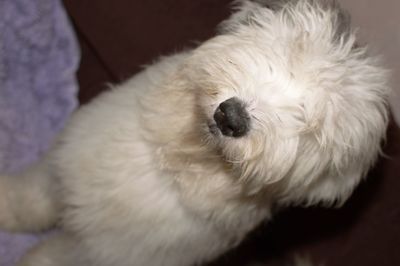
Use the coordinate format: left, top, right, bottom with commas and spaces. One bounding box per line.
62, 1, 400, 265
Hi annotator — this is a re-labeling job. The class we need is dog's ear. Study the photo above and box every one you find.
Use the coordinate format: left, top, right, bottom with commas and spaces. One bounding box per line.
297, 84, 388, 207
296, 89, 388, 207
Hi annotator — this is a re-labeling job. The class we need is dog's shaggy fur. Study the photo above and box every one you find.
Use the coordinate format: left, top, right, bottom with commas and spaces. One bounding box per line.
0, 1, 390, 265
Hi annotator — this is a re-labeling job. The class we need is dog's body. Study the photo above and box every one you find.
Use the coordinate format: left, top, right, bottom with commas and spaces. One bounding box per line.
0, 1, 389, 265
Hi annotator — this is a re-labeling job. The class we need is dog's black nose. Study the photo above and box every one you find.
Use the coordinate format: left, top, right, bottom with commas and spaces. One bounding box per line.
213, 97, 250, 137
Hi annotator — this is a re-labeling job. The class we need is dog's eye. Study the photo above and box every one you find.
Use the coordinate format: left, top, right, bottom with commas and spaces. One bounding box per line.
206, 89, 219, 97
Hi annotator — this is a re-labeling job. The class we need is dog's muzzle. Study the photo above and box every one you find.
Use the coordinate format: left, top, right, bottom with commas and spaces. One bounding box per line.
213, 97, 250, 138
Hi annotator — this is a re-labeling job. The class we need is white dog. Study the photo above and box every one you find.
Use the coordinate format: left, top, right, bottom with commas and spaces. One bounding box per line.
0, 1, 389, 265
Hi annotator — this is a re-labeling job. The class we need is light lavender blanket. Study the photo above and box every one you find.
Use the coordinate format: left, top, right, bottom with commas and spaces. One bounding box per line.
0, 0, 79, 265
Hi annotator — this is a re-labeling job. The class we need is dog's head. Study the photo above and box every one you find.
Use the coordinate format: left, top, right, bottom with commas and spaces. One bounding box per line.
182, 0, 389, 207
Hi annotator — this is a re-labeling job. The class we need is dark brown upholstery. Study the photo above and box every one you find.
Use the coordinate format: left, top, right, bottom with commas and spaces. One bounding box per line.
62, 1, 400, 265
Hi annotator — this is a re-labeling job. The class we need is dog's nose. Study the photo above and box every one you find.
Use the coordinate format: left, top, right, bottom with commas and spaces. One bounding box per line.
213, 97, 250, 137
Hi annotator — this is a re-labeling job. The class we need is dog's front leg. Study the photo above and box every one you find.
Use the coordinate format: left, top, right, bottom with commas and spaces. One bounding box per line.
0, 156, 60, 232
17, 232, 87, 266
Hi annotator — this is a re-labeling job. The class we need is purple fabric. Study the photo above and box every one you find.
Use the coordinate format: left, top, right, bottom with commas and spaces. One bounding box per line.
0, 0, 79, 265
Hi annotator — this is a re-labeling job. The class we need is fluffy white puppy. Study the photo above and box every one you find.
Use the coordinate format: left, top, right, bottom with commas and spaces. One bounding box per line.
0, 0, 390, 265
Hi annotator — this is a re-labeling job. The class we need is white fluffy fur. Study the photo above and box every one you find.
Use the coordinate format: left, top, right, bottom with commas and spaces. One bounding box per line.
0, 1, 389, 265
